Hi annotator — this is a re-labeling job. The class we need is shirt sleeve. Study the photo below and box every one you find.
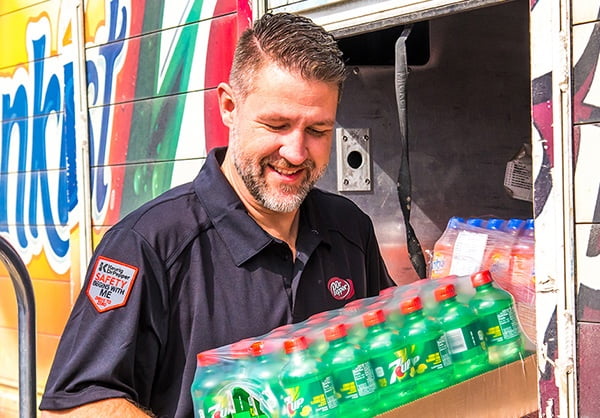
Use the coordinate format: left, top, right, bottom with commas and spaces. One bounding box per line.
39, 227, 168, 411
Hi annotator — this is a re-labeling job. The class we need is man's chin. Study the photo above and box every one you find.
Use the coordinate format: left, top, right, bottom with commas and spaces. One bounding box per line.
260, 193, 305, 213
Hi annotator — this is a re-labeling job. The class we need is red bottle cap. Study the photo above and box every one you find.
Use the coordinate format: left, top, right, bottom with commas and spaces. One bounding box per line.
250, 341, 271, 357
309, 310, 332, 321
284, 336, 309, 354
307, 316, 329, 327
269, 324, 294, 338
230, 339, 253, 358
400, 296, 423, 314
197, 351, 219, 367
363, 309, 386, 327
343, 299, 366, 314
379, 286, 397, 297
434, 284, 457, 301
471, 270, 494, 287
324, 323, 347, 341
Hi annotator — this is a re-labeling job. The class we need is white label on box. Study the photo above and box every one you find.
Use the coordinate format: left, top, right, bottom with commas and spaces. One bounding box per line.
449, 231, 488, 276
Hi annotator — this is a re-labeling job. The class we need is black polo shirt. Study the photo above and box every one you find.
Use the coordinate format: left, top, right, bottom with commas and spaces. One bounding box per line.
40, 147, 394, 417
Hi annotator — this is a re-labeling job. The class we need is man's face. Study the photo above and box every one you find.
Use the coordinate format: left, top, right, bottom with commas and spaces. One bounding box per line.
220, 62, 339, 213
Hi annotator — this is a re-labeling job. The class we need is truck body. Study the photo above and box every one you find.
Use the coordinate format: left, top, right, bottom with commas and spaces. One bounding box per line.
0, 0, 597, 416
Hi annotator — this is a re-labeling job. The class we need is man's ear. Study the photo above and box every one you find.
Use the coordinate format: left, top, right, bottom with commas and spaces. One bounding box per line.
217, 82, 236, 127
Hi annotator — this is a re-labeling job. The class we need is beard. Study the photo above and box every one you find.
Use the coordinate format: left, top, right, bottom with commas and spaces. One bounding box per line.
231, 144, 327, 213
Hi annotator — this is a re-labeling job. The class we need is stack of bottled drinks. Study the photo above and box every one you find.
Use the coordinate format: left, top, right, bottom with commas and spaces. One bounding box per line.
429, 217, 535, 341
191, 270, 530, 418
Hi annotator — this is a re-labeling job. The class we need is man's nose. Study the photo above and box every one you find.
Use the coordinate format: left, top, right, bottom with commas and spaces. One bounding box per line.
279, 131, 308, 166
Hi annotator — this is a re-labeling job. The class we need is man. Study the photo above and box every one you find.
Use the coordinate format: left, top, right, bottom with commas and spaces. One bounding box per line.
40, 12, 395, 417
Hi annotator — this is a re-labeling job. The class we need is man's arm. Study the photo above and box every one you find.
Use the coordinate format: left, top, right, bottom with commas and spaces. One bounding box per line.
40, 398, 154, 418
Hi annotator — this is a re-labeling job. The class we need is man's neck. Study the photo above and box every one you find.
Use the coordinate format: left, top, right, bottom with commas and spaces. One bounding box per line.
221, 155, 300, 256
248, 207, 300, 256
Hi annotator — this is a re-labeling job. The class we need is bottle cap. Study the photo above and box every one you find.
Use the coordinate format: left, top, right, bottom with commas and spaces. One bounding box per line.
269, 324, 294, 338
344, 298, 366, 309
400, 296, 423, 314
466, 218, 485, 228
197, 351, 219, 367
486, 218, 506, 230
230, 340, 253, 358
434, 284, 457, 301
324, 323, 347, 341
250, 341, 274, 357
369, 299, 389, 312
284, 336, 309, 354
308, 310, 333, 322
363, 309, 386, 327
505, 218, 525, 234
524, 218, 534, 231
379, 286, 397, 297
447, 216, 464, 229
471, 270, 494, 287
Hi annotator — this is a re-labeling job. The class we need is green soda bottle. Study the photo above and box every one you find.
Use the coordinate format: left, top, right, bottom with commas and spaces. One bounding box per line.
191, 352, 233, 418
433, 283, 490, 381
342, 299, 372, 345
227, 340, 266, 418
248, 341, 286, 417
398, 296, 454, 398
321, 323, 378, 418
360, 309, 414, 413
279, 336, 338, 417
468, 270, 525, 366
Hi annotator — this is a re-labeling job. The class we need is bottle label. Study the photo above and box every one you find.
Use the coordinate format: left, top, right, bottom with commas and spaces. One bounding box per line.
479, 307, 521, 345
370, 348, 412, 388
450, 231, 488, 276
333, 362, 377, 400
409, 335, 452, 375
203, 392, 234, 418
444, 322, 486, 361
430, 251, 448, 276
283, 376, 338, 416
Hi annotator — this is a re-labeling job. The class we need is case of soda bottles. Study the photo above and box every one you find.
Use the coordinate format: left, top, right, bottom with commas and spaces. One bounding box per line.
429, 217, 535, 341
191, 270, 534, 418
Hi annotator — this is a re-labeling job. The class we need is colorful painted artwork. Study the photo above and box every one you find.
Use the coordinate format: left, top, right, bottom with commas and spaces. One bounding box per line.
0, 0, 249, 413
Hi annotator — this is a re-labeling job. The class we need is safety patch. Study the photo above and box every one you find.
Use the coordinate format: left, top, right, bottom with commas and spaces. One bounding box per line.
328, 277, 355, 301
86, 256, 139, 313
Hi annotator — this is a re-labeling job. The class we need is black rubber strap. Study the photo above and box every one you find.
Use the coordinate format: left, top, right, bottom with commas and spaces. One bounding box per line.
395, 26, 427, 279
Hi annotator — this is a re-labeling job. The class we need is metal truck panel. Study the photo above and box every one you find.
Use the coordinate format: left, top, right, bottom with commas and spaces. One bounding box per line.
261, 0, 516, 37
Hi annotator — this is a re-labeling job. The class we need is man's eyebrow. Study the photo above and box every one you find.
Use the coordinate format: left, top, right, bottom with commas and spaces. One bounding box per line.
257, 115, 336, 127
309, 119, 336, 128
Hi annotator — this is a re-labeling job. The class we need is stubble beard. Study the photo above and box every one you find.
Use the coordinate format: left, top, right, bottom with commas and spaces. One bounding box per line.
231, 143, 327, 213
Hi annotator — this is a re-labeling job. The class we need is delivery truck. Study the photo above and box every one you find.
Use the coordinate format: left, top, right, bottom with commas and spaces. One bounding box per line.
0, 0, 596, 416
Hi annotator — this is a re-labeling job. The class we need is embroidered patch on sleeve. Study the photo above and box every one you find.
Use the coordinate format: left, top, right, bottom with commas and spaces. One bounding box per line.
86, 256, 139, 313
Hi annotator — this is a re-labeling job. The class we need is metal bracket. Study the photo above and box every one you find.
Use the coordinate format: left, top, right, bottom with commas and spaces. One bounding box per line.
336, 127, 372, 192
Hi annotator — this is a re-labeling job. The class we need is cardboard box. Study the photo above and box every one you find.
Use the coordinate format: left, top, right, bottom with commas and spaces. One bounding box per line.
377, 354, 538, 418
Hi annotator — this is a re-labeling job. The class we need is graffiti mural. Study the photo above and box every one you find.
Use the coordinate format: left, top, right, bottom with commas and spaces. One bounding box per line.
572, 1, 600, 416
0, 0, 248, 414
532, 0, 600, 415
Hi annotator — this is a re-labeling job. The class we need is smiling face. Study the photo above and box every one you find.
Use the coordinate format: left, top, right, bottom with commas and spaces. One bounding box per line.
219, 62, 339, 214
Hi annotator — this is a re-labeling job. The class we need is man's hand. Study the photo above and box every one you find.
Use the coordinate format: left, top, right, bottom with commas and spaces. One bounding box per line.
40, 398, 154, 417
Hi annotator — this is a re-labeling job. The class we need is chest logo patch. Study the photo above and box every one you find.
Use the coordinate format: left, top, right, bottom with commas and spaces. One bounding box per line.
328, 277, 355, 301
86, 256, 139, 313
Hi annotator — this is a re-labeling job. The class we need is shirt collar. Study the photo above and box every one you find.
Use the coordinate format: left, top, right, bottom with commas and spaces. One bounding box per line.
194, 147, 272, 266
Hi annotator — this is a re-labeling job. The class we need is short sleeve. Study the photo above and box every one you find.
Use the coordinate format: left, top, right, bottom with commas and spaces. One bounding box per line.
39, 227, 168, 411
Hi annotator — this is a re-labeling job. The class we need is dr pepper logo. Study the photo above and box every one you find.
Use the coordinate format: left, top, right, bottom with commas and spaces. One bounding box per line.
86, 256, 139, 313
327, 277, 355, 300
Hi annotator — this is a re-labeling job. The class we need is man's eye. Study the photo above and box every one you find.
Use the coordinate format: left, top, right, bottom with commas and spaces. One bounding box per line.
266, 124, 286, 131
307, 128, 329, 137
